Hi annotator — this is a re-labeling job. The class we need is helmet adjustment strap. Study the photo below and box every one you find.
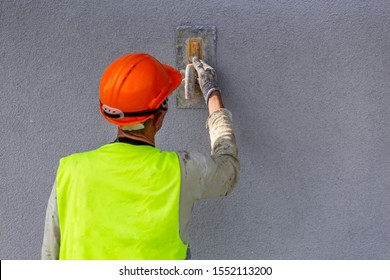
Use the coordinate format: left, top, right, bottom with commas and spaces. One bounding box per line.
100, 99, 168, 119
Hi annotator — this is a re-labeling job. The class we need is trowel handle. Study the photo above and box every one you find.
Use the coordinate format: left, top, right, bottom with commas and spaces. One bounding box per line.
184, 63, 196, 100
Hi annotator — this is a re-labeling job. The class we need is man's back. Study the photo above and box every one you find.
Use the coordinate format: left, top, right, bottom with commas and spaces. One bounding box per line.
56, 142, 187, 259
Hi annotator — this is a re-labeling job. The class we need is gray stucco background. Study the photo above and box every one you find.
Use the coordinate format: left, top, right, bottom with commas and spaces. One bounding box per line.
1, 0, 390, 259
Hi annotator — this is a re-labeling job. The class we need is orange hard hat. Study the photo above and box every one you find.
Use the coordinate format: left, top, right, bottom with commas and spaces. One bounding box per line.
99, 53, 182, 127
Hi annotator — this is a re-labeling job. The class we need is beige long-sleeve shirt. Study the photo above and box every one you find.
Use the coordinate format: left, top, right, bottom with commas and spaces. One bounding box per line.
41, 108, 239, 259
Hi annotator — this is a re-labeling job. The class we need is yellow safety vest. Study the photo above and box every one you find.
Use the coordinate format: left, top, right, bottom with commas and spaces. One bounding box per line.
56, 141, 188, 259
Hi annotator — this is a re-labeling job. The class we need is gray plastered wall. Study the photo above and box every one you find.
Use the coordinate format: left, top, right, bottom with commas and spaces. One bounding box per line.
1, 0, 390, 259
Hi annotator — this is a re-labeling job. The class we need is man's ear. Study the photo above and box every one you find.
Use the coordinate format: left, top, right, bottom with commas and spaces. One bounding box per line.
153, 110, 163, 125
152, 109, 167, 132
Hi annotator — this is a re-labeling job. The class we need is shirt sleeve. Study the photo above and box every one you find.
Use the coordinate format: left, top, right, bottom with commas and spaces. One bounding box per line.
177, 108, 240, 243
41, 182, 60, 260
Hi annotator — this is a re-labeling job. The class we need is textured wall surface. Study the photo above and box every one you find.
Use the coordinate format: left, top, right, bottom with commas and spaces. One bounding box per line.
1, 0, 390, 259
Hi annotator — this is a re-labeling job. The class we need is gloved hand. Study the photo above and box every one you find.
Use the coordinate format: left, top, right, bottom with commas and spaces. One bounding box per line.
192, 57, 220, 104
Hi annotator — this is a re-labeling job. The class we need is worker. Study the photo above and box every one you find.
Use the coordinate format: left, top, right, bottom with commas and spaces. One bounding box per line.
41, 53, 239, 260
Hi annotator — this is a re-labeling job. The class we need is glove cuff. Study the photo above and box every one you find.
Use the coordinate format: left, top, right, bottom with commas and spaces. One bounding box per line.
205, 87, 221, 104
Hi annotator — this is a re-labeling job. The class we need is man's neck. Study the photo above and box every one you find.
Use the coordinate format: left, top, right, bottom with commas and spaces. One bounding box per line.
117, 128, 155, 146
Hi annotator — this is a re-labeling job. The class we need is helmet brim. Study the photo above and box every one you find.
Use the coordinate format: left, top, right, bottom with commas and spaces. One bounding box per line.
162, 64, 183, 95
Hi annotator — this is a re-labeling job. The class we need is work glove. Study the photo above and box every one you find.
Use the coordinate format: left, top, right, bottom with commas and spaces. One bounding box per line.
192, 57, 220, 104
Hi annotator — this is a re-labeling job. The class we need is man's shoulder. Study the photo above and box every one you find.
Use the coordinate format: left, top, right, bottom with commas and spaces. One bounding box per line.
175, 150, 210, 167
60, 144, 179, 163
59, 144, 110, 163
